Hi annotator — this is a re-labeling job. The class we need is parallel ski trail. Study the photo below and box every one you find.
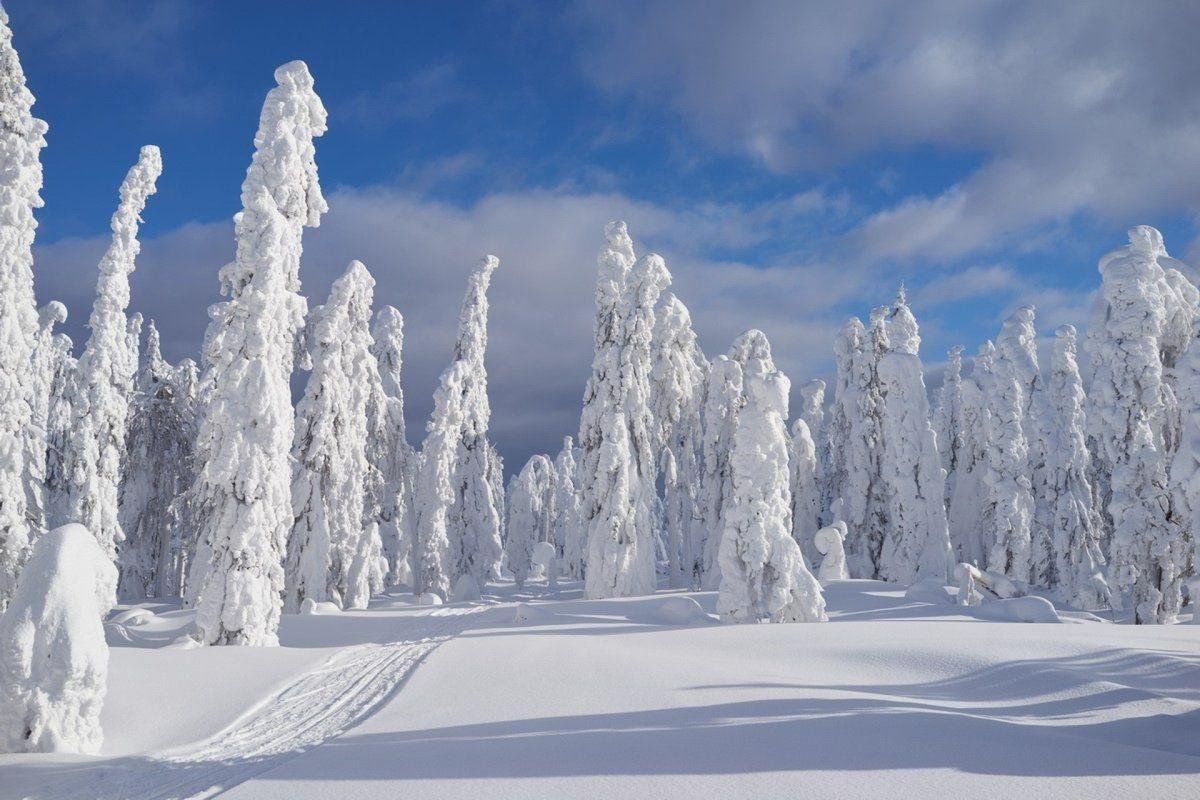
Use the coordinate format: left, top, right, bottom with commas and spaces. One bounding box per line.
48, 605, 483, 800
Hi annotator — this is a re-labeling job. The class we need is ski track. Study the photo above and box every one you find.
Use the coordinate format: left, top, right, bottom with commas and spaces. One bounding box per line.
39, 606, 483, 800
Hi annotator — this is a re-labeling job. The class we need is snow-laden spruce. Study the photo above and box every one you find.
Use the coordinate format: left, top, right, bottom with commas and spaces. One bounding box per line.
579, 223, 669, 599
0, 524, 116, 754
815, 522, 849, 581
976, 340, 1035, 582
698, 355, 742, 588
649, 292, 707, 588
506, 454, 555, 589
717, 355, 826, 624
118, 322, 198, 599
1089, 227, 1187, 623
0, 10, 48, 611
876, 289, 951, 584
188, 62, 327, 646
997, 307, 1052, 585
552, 436, 584, 580
413, 361, 470, 600
26, 301, 66, 531
43, 333, 76, 531
1044, 325, 1107, 609
934, 345, 965, 513
947, 349, 990, 566
286, 262, 379, 612
799, 378, 827, 522
788, 418, 819, 564
65, 146, 161, 563
368, 306, 415, 588
446, 256, 504, 600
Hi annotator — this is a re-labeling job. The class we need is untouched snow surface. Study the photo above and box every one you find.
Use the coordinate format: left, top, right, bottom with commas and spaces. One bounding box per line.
2, 581, 1197, 799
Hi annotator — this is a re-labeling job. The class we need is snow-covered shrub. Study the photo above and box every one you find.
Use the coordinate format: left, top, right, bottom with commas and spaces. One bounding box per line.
717, 355, 827, 624
0, 524, 116, 754
904, 579, 953, 605
975, 595, 1060, 624
814, 522, 849, 581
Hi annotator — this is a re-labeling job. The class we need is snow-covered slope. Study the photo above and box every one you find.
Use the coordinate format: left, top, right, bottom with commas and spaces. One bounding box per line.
2, 582, 1197, 799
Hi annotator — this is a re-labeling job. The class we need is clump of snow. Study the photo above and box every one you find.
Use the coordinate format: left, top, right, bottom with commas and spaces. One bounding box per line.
108, 607, 154, 627
0, 524, 117, 754
451, 574, 482, 604
513, 603, 554, 624
298, 598, 341, 616
413, 593, 443, 607
531, 541, 556, 572
814, 522, 849, 581
975, 596, 1061, 624
643, 595, 714, 626
904, 579, 953, 605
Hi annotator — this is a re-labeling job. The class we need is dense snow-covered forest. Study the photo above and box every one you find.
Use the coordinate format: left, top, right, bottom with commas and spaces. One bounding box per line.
0, 8, 1199, 782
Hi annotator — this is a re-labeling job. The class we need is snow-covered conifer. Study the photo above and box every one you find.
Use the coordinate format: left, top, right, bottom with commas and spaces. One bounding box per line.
368, 306, 415, 587
1044, 325, 1107, 609
0, 524, 116, 754
0, 11, 48, 610
934, 345, 965, 511
446, 256, 504, 599
1090, 227, 1186, 623
815, 522, 849, 581
552, 436, 584, 580
25, 301, 66, 531
65, 146, 161, 563
799, 379, 827, 520
698, 355, 742, 588
788, 418, 820, 564
877, 289, 951, 584
650, 292, 707, 588
947, 353, 990, 566
43, 335, 76, 532
189, 62, 327, 645
580, 224, 669, 599
717, 356, 826, 624
506, 454, 554, 589
285, 262, 377, 611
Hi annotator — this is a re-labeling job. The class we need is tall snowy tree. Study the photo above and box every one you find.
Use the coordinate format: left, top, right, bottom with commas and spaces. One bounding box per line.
580, 224, 669, 599
65, 146, 162, 563
799, 378, 827, 523
285, 262, 378, 612
368, 305, 415, 588
649, 292, 707, 588
43, 334, 76, 532
26, 301, 66, 531
788, 418, 820, 564
505, 454, 555, 589
698, 355, 742, 589
1044, 325, 1107, 609
1089, 227, 1186, 623
947, 350, 990, 567
717, 355, 826, 624
188, 62, 327, 646
118, 322, 195, 598
445, 256, 504, 599
0, 10, 47, 610
934, 345, 965, 513
877, 289, 952, 584
1170, 316, 1200, 611
552, 436, 584, 580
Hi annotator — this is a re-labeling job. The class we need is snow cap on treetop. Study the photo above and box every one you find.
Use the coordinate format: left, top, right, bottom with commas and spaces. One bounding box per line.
1127, 224, 1166, 256
38, 301, 66, 328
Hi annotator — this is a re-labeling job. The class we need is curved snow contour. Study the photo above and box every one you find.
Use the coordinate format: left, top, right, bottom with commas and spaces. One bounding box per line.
34, 606, 483, 799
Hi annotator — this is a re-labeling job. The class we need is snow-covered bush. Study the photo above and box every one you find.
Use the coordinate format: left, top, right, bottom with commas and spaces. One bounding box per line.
188, 62, 327, 646
0, 524, 116, 754
717, 355, 826, 624
814, 522, 849, 581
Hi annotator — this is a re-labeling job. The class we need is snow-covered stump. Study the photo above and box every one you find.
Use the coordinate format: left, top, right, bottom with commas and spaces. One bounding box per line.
0, 524, 116, 754
814, 522, 849, 581
717, 355, 827, 624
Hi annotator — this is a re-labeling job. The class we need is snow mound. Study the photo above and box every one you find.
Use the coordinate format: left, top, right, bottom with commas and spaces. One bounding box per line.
904, 579, 953, 605
0, 524, 117, 754
531, 541, 556, 570
414, 593, 444, 607
976, 596, 1061, 623
299, 598, 342, 616
451, 574, 482, 604
514, 603, 555, 624
108, 608, 155, 626
644, 596, 715, 626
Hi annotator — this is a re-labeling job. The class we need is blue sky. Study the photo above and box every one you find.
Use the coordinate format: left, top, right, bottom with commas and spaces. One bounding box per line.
10, 0, 1200, 466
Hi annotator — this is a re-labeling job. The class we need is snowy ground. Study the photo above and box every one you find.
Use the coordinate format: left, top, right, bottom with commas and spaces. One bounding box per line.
2, 580, 1198, 800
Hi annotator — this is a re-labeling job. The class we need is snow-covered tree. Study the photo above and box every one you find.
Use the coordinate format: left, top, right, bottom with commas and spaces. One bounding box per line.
188, 62, 327, 646
788, 418, 820, 564
0, 11, 48, 611
1090, 227, 1186, 623
1044, 325, 1107, 609
43, 334, 76, 532
799, 378, 827, 520
649, 292, 707, 588
368, 306, 415, 588
117, 322, 197, 599
815, 522, 849, 581
697, 355, 742, 588
877, 289, 951, 584
717, 355, 826, 624
285, 262, 378, 612
934, 345, 965, 512
413, 361, 470, 600
580, 224, 669, 599
25, 301, 66, 531
505, 454, 554, 589
947, 352, 990, 567
552, 436, 584, 580
65, 146, 161, 564
446, 256, 504, 599
0, 524, 116, 754
976, 340, 1035, 583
